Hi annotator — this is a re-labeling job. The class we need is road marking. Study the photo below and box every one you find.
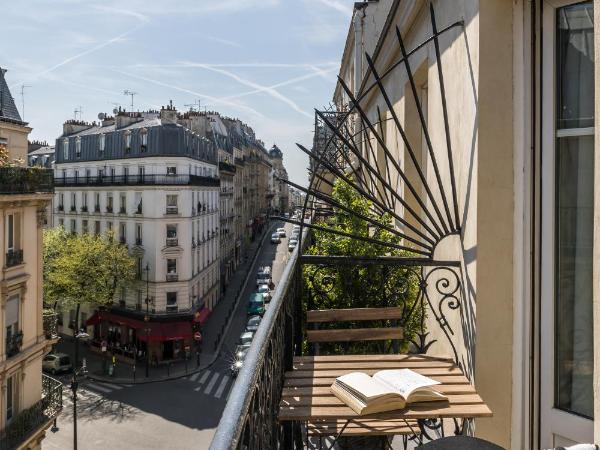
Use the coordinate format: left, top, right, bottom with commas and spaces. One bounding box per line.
198, 370, 211, 384
189, 372, 200, 382
204, 372, 221, 395
95, 381, 123, 390
85, 382, 113, 394
214, 375, 230, 398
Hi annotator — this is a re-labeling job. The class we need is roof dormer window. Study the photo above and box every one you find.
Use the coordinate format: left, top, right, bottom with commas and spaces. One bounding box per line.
124, 130, 132, 154
75, 137, 81, 159
140, 128, 148, 152
62, 139, 69, 161
99, 134, 105, 155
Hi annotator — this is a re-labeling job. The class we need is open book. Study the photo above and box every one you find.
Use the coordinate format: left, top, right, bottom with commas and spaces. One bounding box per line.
330, 369, 447, 415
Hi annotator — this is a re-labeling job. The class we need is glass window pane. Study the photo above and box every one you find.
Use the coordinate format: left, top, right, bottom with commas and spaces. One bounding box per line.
555, 135, 594, 418
557, 2, 595, 129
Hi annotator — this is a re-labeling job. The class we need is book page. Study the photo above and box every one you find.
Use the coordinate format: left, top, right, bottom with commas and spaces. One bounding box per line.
373, 369, 440, 399
336, 372, 396, 401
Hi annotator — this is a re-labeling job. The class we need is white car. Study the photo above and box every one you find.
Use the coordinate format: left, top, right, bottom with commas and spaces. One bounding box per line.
257, 266, 271, 278
42, 353, 72, 375
257, 284, 272, 302
270, 233, 281, 244
288, 239, 298, 252
238, 331, 254, 345
276, 227, 286, 237
256, 275, 271, 288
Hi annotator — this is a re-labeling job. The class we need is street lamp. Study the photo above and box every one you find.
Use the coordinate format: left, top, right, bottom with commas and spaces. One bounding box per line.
144, 263, 152, 377
71, 330, 89, 450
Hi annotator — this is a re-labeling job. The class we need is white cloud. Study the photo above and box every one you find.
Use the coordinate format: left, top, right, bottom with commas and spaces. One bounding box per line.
205, 36, 243, 49
180, 62, 313, 118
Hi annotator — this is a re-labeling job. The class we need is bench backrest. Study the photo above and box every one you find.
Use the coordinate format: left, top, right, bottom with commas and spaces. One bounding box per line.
305, 306, 404, 343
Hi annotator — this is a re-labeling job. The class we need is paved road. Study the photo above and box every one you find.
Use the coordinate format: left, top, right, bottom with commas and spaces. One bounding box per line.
43, 220, 294, 450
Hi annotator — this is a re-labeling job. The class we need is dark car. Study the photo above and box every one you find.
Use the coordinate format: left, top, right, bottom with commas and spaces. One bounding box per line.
247, 293, 266, 316
246, 315, 262, 332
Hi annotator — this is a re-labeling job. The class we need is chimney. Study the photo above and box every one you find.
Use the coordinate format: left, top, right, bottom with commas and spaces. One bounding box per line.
63, 119, 93, 136
115, 109, 143, 129
160, 101, 178, 123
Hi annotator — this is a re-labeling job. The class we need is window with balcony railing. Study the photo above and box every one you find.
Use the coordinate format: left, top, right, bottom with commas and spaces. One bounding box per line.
166, 292, 178, 312
166, 194, 178, 215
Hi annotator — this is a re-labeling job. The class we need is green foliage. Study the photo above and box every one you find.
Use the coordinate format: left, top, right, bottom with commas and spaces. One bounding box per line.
303, 178, 423, 354
43, 227, 136, 316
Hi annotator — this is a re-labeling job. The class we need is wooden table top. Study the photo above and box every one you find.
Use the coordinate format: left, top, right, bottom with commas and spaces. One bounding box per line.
279, 354, 492, 422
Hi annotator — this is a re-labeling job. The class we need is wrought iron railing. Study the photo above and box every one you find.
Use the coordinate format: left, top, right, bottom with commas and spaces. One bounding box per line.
5, 250, 23, 268
5, 332, 23, 358
54, 174, 220, 187
0, 167, 54, 195
0, 375, 62, 450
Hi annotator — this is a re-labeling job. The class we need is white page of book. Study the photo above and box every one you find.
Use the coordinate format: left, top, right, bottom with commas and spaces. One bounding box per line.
337, 372, 395, 400
373, 369, 440, 399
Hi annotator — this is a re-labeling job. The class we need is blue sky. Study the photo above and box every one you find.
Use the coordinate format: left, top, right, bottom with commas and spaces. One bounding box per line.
0, 0, 355, 186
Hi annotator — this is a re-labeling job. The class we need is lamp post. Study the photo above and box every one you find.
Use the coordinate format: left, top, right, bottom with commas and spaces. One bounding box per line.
71, 330, 89, 450
144, 263, 151, 378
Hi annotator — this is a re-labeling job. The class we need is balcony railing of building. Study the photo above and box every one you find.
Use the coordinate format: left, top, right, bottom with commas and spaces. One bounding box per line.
5, 249, 24, 268
166, 237, 178, 247
0, 167, 54, 195
5, 331, 23, 358
54, 174, 220, 188
166, 273, 179, 282
0, 375, 62, 450
219, 161, 236, 174
211, 7, 471, 449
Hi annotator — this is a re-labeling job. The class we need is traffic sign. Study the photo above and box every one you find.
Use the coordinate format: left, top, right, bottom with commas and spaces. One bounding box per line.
194, 331, 202, 341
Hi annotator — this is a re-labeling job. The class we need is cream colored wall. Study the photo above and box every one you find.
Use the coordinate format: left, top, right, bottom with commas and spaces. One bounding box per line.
0, 123, 30, 163
594, 0, 600, 443
336, 0, 517, 447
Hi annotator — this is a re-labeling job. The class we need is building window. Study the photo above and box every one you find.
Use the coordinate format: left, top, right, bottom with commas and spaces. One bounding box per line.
166, 292, 177, 312
5, 375, 16, 423
5, 295, 20, 358
167, 258, 177, 274
123, 166, 129, 180
119, 193, 126, 214
75, 137, 81, 158
81, 193, 88, 212
99, 134, 105, 155
62, 139, 69, 160
124, 131, 131, 153
82, 220, 88, 234
137, 257, 143, 279
166, 224, 178, 246
94, 221, 101, 235
107, 222, 113, 232
119, 222, 126, 244
6, 213, 21, 257
140, 129, 148, 152
135, 192, 142, 214
166, 166, 177, 175
554, 1, 595, 419
107, 194, 113, 213
70, 219, 76, 234
135, 223, 142, 245
138, 166, 145, 182
94, 192, 100, 212
58, 218, 64, 227
166, 194, 178, 215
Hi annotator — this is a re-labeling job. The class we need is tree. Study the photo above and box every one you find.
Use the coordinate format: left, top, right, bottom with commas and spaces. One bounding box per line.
303, 178, 422, 354
43, 228, 136, 338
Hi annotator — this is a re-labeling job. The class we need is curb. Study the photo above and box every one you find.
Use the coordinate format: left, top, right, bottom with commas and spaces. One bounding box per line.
86, 224, 275, 385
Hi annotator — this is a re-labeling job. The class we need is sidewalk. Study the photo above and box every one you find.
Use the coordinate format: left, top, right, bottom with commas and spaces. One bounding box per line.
55, 224, 274, 385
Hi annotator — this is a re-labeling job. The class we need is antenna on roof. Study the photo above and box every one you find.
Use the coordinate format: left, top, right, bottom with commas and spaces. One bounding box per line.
74, 106, 83, 121
123, 90, 138, 112
20, 84, 31, 121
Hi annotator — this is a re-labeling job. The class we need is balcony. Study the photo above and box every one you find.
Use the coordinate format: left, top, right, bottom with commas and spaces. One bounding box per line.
135, 238, 143, 246
69, 206, 76, 212
166, 206, 178, 215
0, 167, 54, 195
0, 375, 62, 450
57, 205, 64, 212
94, 205, 101, 213
5, 249, 23, 268
119, 207, 126, 214
219, 161, 237, 174
106, 206, 113, 213
80, 205, 88, 213
54, 174, 220, 188
166, 273, 178, 282
166, 237, 178, 247
5, 331, 23, 358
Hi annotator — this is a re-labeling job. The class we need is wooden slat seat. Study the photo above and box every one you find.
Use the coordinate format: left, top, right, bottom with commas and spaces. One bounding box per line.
306, 306, 404, 343
306, 418, 421, 436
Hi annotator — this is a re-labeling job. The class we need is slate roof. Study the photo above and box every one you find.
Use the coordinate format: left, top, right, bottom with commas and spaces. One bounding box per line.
0, 68, 25, 125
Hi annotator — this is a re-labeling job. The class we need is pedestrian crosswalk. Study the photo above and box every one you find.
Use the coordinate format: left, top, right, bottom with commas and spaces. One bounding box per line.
186, 369, 232, 399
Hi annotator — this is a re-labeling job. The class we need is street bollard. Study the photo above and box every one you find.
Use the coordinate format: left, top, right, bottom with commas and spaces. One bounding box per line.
133, 364, 136, 382
185, 358, 188, 374
167, 363, 171, 376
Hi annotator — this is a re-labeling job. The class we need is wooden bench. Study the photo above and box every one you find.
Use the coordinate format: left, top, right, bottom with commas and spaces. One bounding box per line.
306, 306, 404, 343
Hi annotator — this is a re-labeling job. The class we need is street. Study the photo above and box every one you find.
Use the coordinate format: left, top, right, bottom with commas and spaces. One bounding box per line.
43, 220, 294, 450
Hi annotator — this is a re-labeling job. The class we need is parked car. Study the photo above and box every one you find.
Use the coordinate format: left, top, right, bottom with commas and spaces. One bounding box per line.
292, 224, 301, 232
284, 213, 289, 218
291, 231, 299, 240
246, 315, 262, 332
257, 266, 271, 278
276, 227, 286, 237
256, 274, 272, 288
257, 284, 272, 302
247, 293, 266, 316
234, 343, 251, 359
288, 238, 298, 252
270, 233, 281, 244
238, 330, 254, 345
42, 353, 72, 375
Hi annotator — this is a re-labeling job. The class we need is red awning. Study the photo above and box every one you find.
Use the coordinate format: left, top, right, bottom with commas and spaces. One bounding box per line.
193, 307, 211, 325
86, 312, 145, 330
137, 321, 193, 342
